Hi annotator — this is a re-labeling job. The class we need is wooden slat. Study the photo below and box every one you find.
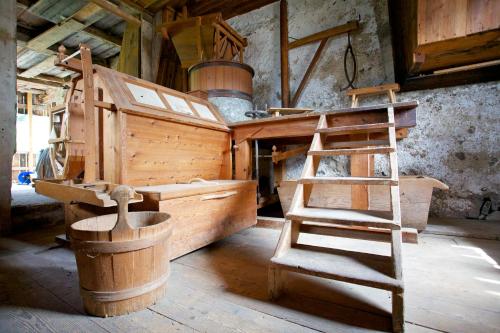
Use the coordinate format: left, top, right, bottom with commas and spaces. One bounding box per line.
271, 244, 402, 291
287, 207, 399, 230
317, 122, 393, 136
299, 176, 398, 186
309, 146, 394, 156
300, 222, 417, 244
291, 38, 328, 107
289, 20, 359, 49
89, 0, 141, 26
346, 83, 400, 96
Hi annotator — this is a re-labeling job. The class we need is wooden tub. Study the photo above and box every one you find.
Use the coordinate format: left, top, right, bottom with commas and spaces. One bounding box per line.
278, 176, 448, 231
70, 186, 172, 317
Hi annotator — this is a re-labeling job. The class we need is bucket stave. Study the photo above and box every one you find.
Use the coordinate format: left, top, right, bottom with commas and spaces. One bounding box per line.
70, 186, 172, 317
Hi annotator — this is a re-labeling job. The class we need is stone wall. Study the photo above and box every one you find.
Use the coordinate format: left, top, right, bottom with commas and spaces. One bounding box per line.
229, 0, 500, 217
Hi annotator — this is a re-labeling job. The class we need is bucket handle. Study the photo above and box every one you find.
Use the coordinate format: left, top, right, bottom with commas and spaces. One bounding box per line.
110, 185, 136, 236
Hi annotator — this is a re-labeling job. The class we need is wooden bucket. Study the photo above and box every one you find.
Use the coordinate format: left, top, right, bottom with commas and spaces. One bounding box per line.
70, 186, 172, 317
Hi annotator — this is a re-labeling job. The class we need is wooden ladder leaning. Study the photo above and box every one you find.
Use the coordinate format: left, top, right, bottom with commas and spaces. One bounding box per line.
268, 106, 405, 332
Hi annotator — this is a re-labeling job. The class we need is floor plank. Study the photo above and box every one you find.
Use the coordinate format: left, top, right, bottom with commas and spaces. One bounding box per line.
0, 221, 499, 333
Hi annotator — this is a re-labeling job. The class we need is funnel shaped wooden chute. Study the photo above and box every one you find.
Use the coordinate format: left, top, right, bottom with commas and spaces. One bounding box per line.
160, 12, 247, 68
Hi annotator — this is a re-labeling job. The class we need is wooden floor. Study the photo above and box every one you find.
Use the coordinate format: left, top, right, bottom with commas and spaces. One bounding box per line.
1, 220, 499, 332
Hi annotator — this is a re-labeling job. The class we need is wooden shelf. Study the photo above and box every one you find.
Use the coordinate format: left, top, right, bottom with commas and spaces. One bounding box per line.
286, 207, 399, 230
271, 244, 402, 291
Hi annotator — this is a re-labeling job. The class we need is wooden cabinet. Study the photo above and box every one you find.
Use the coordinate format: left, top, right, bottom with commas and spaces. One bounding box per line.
392, 0, 500, 79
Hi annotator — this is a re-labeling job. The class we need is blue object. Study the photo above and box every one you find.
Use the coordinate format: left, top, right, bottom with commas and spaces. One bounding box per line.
18, 171, 33, 185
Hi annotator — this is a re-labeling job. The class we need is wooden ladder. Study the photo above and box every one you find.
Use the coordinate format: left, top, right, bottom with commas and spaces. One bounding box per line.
268, 106, 405, 332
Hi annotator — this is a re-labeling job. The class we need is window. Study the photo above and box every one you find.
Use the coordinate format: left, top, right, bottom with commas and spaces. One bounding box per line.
192, 102, 217, 121
163, 94, 194, 115
126, 83, 166, 109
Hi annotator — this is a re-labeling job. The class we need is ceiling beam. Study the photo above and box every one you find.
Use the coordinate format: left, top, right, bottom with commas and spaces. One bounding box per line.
23, 3, 106, 53
89, 0, 141, 26
17, 75, 65, 88
83, 26, 122, 48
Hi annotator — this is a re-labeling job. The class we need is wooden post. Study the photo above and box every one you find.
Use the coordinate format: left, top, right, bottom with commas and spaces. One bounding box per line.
234, 140, 252, 180
280, 0, 290, 108
80, 44, 99, 183
0, 0, 16, 234
141, 18, 153, 82
350, 134, 373, 210
27, 92, 34, 171
118, 22, 141, 77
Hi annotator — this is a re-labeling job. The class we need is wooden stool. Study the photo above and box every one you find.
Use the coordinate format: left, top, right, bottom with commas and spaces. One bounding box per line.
347, 83, 400, 107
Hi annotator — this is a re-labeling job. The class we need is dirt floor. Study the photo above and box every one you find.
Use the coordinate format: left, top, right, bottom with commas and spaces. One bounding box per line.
0, 220, 499, 332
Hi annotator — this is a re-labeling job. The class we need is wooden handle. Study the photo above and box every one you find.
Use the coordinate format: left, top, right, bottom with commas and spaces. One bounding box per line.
110, 185, 135, 235
200, 191, 237, 201
188, 178, 218, 185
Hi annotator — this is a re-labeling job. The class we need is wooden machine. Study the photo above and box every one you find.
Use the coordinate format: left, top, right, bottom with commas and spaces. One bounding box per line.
159, 11, 254, 114
36, 44, 256, 259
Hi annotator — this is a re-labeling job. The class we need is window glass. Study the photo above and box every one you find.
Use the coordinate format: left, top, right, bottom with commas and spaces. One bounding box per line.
192, 102, 217, 121
126, 83, 165, 109
163, 94, 194, 115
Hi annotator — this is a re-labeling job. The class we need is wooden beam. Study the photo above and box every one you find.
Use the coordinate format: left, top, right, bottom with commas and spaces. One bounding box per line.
83, 26, 122, 48
291, 38, 328, 107
89, 0, 141, 26
141, 19, 153, 81
280, 0, 290, 108
400, 63, 500, 92
16, 75, 64, 88
289, 20, 359, 49
80, 44, 99, 183
118, 22, 141, 77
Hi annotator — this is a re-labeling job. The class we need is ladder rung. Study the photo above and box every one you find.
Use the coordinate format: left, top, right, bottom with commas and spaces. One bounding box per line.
317, 122, 394, 136
270, 244, 403, 291
309, 146, 394, 156
327, 140, 390, 149
299, 176, 398, 186
287, 207, 400, 230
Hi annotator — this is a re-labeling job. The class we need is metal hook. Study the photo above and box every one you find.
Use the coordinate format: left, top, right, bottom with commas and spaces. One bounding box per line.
341, 32, 357, 91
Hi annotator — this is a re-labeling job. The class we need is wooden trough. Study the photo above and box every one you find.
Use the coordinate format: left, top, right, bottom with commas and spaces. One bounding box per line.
278, 176, 448, 231
70, 186, 172, 317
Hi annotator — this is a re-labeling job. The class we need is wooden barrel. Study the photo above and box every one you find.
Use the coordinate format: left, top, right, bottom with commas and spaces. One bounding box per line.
188, 60, 254, 101
70, 186, 172, 317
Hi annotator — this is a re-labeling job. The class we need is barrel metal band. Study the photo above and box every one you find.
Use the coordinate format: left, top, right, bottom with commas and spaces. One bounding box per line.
71, 228, 172, 254
207, 89, 253, 101
80, 272, 169, 302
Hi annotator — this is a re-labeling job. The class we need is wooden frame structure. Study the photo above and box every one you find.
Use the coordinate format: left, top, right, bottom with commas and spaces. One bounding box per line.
159, 12, 248, 69
279, 0, 359, 107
